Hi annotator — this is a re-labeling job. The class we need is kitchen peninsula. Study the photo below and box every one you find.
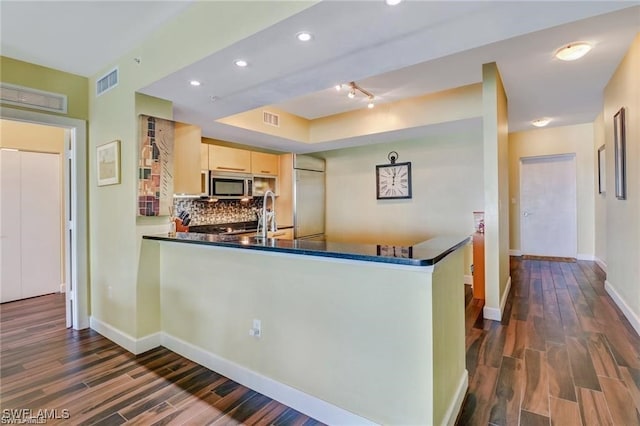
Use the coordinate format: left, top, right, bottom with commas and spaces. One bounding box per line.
141, 232, 469, 425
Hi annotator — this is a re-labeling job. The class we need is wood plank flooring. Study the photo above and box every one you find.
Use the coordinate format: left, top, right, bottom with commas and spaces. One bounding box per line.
457, 257, 640, 426
0, 295, 324, 426
2, 257, 638, 425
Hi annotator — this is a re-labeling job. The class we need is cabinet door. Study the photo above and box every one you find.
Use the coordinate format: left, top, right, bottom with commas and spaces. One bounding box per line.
209, 145, 251, 173
251, 152, 279, 175
200, 143, 209, 170
173, 123, 202, 194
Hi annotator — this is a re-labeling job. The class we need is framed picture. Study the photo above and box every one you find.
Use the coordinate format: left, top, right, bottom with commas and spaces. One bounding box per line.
613, 107, 626, 200
376, 161, 412, 199
597, 144, 606, 194
97, 140, 121, 186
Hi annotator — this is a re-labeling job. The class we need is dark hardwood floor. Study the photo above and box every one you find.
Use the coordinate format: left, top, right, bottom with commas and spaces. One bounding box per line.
0, 295, 324, 425
2, 257, 638, 425
458, 257, 640, 426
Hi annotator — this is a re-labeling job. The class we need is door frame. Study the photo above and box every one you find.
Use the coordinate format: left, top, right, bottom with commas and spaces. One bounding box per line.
519, 153, 577, 257
1, 107, 89, 330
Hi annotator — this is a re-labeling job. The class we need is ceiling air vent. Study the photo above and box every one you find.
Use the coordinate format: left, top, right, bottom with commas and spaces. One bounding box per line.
96, 67, 119, 96
0, 83, 67, 114
263, 111, 280, 127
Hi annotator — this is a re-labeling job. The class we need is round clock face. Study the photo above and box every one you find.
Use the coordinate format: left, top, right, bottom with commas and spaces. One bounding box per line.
377, 163, 411, 199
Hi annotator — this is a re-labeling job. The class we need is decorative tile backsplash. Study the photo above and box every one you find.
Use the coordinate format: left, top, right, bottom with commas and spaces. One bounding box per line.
173, 198, 263, 225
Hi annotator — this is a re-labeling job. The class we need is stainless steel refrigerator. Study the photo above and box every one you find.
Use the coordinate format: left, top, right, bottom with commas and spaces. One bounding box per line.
293, 154, 325, 240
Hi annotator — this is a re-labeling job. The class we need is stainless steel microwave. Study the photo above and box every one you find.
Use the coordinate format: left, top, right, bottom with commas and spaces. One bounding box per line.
209, 172, 253, 199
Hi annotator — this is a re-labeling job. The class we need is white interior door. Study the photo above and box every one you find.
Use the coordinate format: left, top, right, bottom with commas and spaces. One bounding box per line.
20, 151, 61, 299
0, 149, 22, 303
520, 154, 577, 257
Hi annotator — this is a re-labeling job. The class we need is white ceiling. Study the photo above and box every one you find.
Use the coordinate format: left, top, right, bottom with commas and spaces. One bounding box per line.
1, 1, 639, 153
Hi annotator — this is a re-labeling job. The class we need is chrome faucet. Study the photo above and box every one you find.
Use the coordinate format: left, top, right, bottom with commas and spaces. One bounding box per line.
257, 190, 277, 239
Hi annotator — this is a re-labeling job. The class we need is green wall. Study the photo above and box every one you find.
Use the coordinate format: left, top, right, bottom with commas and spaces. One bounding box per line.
0, 56, 88, 120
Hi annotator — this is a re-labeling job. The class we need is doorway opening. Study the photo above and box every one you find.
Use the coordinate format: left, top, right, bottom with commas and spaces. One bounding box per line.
1, 107, 88, 329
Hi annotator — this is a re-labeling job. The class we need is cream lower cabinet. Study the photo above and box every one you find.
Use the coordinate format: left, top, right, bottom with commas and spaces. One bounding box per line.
0, 149, 61, 303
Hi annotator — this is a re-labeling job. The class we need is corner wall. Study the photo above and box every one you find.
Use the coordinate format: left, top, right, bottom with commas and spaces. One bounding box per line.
602, 33, 639, 333
482, 63, 510, 321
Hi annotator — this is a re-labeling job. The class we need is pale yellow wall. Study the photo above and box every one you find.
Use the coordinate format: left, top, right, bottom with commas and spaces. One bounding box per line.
509, 123, 596, 256
0, 119, 66, 284
217, 84, 482, 145
603, 33, 639, 321
157, 241, 466, 425
217, 107, 310, 143
593, 113, 607, 264
88, 1, 316, 338
317, 131, 484, 247
482, 62, 510, 317
310, 84, 482, 144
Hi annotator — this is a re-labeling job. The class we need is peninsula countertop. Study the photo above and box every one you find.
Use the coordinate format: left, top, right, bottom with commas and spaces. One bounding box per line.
143, 232, 470, 266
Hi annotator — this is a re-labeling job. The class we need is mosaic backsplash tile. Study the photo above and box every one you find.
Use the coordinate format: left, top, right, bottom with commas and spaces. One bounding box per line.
173, 198, 264, 225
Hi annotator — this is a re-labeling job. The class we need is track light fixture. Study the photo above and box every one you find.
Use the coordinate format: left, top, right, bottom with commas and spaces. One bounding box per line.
336, 81, 375, 109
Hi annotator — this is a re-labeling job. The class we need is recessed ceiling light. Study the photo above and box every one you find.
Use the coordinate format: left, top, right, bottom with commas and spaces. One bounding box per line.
296, 31, 312, 42
554, 42, 592, 61
189, 80, 201, 86
234, 59, 248, 67
532, 118, 551, 127
386, 0, 402, 5
335, 84, 342, 91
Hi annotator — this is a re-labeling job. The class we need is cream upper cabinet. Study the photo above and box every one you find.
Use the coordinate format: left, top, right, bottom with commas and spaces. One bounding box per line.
251, 152, 279, 176
208, 145, 251, 173
173, 122, 202, 194
200, 143, 209, 170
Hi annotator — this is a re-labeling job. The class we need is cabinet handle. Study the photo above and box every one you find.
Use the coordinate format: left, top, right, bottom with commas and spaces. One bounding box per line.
260, 170, 271, 174
216, 166, 246, 171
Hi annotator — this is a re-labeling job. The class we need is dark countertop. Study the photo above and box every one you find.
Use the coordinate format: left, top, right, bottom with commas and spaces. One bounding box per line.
143, 232, 470, 267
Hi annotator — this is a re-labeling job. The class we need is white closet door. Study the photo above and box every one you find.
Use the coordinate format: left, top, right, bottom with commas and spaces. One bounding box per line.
0, 149, 23, 303
520, 154, 577, 257
20, 151, 61, 299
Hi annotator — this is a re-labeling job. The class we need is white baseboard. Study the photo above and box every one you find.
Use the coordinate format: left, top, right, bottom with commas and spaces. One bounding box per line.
483, 276, 512, 321
605, 280, 640, 337
444, 370, 469, 426
577, 253, 596, 261
161, 333, 376, 426
509, 249, 522, 256
464, 275, 473, 285
89, 317, 162, 355
595, 257, 607, 273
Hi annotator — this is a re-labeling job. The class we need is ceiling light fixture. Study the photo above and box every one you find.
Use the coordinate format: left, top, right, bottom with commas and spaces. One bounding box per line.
335, 85, 342, 91
189, 80, 201, 86
341, 81, 375, 109
385, 0, 403, 5
296, 31, 312, 42
554, 42, 592, 61
532, 118, 551, 127
234, 59, 248, 67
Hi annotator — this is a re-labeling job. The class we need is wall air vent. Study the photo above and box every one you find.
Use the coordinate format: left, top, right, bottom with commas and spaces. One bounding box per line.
263, 111, 280, 127
0, 83, 68, 114
96, 67, 119, 96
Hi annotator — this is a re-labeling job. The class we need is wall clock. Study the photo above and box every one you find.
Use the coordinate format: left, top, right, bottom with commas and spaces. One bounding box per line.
376, 151, 412, 199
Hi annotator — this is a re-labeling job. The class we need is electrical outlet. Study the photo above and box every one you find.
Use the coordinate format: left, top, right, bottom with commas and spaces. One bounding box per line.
249, 319, 262, 338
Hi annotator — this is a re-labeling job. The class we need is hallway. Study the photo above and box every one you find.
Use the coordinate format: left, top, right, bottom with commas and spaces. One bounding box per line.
458, 257, 640, 425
